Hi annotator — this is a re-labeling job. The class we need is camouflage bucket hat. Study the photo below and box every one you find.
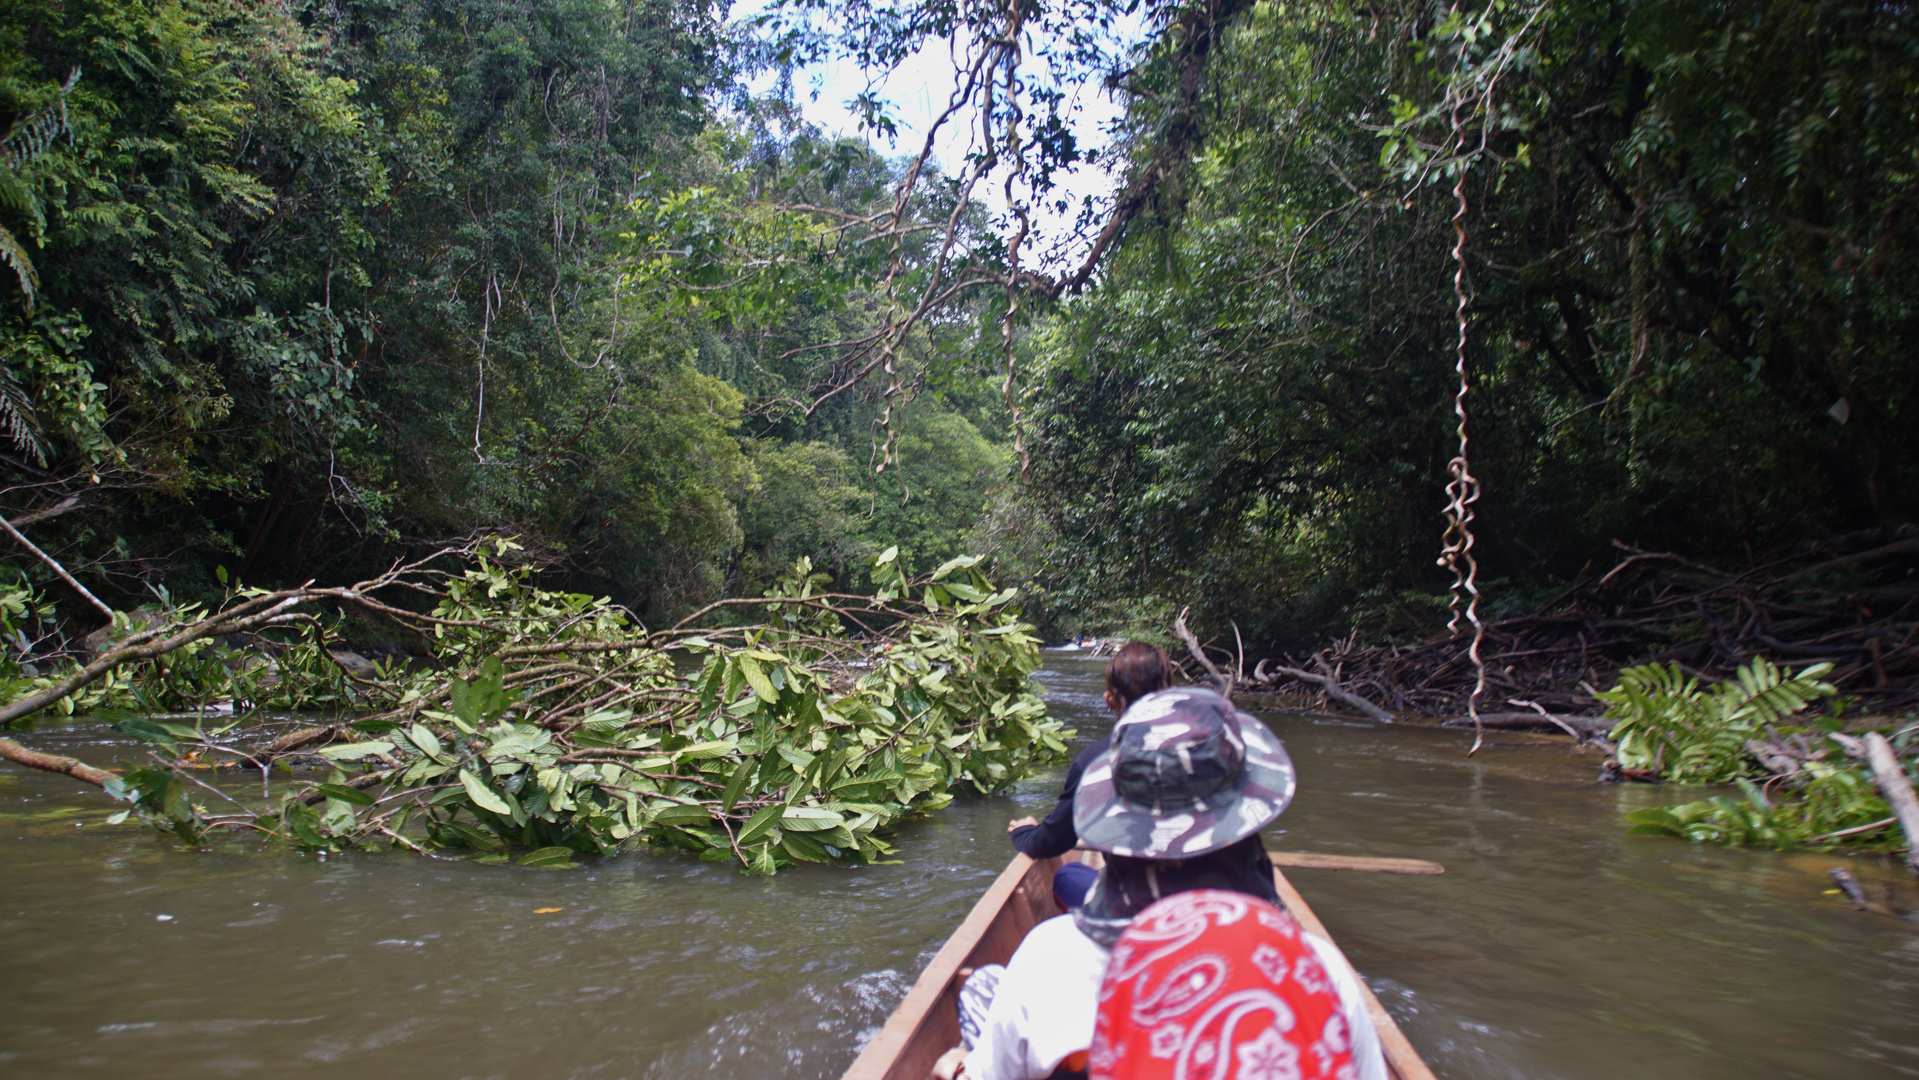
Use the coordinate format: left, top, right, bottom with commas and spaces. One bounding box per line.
1072, 687, 1295, 858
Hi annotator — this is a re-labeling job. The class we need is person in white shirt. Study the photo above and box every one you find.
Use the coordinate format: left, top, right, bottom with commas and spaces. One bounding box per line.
1089, 889, 1366, 1080
934, 688, 1386, 1080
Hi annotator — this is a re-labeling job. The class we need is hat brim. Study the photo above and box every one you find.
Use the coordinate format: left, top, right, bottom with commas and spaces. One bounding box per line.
1072, 693, 1296, 859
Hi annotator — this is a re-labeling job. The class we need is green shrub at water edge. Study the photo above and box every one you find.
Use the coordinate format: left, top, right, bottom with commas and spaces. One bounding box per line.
1599, 657, 1837, 784
1603, 658, 1915, 853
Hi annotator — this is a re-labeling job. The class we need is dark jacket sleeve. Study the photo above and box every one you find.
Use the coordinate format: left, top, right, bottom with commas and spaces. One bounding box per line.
1009, 735, 1110, 859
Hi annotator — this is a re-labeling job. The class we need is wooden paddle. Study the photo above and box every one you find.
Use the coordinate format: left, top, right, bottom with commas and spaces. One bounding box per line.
1071, 844, 1443, 875
1267, 851, 1445, 875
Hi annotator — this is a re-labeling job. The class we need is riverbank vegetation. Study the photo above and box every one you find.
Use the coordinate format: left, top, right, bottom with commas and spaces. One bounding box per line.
1017, 0, 1919, 654
3, 0, 1918, 865
1605, 656, 1919, 862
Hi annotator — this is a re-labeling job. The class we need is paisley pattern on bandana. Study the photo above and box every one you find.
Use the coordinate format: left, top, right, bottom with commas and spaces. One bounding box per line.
1091, 890, 1353, 1080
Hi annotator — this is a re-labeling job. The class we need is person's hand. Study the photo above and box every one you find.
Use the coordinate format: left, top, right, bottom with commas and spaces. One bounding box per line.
932, 1046, 969, 1080
1006, 815, 1038, 833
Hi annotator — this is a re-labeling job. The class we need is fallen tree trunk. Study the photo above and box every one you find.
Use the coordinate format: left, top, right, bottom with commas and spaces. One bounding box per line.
1257, 661, 1396, 724
1437, 711, 1610, 738
1172, 605, 1234, 698
0, 737, 116, 789
1835, 731, 1919, 876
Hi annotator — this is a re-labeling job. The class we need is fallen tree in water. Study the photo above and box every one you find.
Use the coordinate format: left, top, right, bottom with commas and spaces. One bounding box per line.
0, 541, 1069, 872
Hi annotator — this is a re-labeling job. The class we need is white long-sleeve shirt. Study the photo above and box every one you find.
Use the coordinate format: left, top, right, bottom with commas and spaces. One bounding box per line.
969, 914, 1387, 1080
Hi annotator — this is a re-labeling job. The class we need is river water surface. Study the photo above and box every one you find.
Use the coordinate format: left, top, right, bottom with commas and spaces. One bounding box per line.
4, 655, 1918, 1079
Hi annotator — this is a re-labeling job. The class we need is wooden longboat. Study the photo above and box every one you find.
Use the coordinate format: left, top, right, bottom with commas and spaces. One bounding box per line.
841, 851, 1437, 1080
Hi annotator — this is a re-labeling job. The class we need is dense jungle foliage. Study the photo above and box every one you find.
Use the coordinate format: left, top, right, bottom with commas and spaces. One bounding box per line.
0, 0, 1915, 654
1017, 0, 1919, 646
0, 0, 1012, 629
3, 0, 1918, 869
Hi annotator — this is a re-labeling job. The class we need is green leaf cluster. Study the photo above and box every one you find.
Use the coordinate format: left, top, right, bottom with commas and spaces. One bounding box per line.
1624, 763, 1898, 854
1599, 656, 1912, 854
97, 544, 1069, 873
1600, 657, 1837, 783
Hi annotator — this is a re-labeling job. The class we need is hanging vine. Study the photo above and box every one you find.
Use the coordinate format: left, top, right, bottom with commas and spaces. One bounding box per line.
1437, 93, 1487, 755
1417, 3, 1549, 755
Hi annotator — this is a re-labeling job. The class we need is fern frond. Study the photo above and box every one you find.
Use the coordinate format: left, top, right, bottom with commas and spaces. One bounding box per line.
0, 171, 37, 216
0, 68, 80, 172
0, 224, 37, 309
1600, 656, 1839, 782
0, 363, 45, 465
1733, 659, 1835, 727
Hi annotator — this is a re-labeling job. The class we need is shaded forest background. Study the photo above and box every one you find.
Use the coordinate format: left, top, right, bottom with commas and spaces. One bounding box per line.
0, 0, 1914, 655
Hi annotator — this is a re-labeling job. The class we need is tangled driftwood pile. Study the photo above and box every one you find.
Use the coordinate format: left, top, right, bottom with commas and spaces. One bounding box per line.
1189, 527, 1919, 735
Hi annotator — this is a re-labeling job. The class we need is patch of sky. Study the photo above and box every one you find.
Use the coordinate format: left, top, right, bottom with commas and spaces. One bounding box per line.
725, 0, 1147, 270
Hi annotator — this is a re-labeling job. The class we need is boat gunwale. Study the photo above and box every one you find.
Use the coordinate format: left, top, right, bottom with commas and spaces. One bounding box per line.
840, 853, 1435, 1080
840, 852, 1063, 1080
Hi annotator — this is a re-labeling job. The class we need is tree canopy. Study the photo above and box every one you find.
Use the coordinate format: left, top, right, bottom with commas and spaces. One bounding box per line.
0, 0, 1912, 654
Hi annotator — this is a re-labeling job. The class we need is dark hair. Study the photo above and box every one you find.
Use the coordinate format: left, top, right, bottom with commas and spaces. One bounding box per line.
1105, 642, 1174, 710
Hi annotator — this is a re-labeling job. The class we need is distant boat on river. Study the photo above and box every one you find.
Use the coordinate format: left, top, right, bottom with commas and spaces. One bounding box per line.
1044, 637, 1116, 655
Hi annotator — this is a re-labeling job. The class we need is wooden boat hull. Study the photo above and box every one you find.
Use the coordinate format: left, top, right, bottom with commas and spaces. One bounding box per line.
841, 852, 1435, 1080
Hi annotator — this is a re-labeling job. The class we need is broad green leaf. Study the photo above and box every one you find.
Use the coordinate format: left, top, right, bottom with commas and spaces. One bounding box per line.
781, 831, 832, 863
519, 846, 574, 868
459, 769, 512, 815
736, 803, 783, 845
653, 803, 713, 826
315, 783, 375, 806
930, 555, 979, 580
749, 843, 779, 876
676, 739, 735, 760
739, 656, 777, 703
112, 719, 180, 747
316, 740, 395, 761
408, 723, 444, 762
721, 758, 755, 812
781, 806, 844, 832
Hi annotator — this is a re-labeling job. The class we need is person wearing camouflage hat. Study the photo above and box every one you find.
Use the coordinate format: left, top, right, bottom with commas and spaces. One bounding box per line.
937, 687, 1318, 1080
1070, 686, 1297, 947
1073, 685, 1296, 858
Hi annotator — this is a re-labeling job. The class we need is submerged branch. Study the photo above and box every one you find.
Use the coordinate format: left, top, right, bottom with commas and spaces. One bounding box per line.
0, 737, 116, 788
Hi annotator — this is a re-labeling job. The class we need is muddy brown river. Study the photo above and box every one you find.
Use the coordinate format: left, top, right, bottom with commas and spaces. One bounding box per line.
3, 654, 1917, 1078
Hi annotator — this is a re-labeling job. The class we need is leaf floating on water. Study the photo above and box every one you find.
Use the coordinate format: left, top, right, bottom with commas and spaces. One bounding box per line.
533, 907, 564, 913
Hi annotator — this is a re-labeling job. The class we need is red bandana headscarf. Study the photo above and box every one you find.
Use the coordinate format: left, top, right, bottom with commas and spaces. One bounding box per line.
1090, 889, 1355, 1080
